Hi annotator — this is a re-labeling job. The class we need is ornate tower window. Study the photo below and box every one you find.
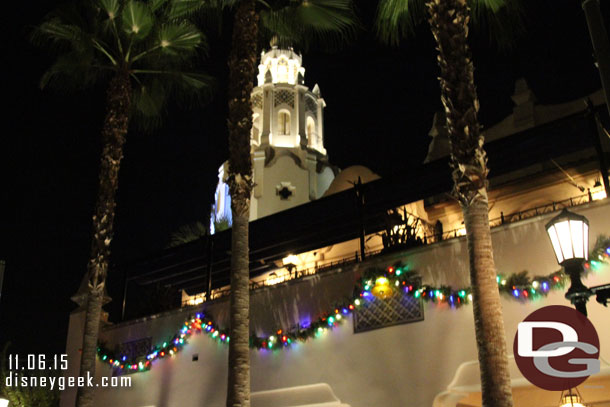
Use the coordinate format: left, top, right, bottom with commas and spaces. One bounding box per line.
252, 113, 261, 144
277, 58, 289, 83
278, 111, 291, 135
306, 117, 316, 146
274, 90, 294, 107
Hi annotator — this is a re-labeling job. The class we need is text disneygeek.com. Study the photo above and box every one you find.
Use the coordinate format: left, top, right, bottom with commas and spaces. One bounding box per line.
6, 354, 131, 391
5, 372, 132, 391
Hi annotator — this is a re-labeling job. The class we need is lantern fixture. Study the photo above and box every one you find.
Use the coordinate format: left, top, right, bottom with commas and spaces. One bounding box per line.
546, 209, 589, 266
546, 209, 592, 316
559, 388, 587, 407
371, 277, 393, 299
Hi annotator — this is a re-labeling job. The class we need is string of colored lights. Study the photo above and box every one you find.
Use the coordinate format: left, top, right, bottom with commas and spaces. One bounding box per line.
97, 239, 610, 374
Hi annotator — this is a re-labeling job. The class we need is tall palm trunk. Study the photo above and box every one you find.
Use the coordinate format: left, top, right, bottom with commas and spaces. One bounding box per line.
76, 71, 131, 407
426, 0, 513, 406
226, 0, 258, 406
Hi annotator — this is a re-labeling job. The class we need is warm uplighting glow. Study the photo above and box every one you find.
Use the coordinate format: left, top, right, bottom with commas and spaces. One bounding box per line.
592, 189, 607, 201
265, 271, 290, 286
257, 47, 305, 86
185, 292, 206, 306
0, 397, 9, 407
456, 227, 466, 236
182, 290, 223, 307
282, 254, 299, 266
546, 209, 589, 265
591, 179, 607, 201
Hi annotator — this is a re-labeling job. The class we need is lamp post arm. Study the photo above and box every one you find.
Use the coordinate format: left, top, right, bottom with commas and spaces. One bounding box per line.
590, 283, 610, 306
585, 99, 610, 198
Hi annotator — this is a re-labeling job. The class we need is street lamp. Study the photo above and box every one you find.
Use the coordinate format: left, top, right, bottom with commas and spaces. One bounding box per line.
559, 388, 587, 407
0, 397, 9, 407
546, 209, 592, 316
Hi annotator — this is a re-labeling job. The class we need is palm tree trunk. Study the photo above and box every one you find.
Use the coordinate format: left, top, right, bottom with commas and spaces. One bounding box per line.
426, 0, 513, 406
76, 71, 131, 407
226, 0, 258, 406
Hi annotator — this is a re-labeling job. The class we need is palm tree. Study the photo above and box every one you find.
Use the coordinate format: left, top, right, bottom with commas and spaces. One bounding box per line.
223, 2, 356, 405
376, 0, 518, 406
33, 1, 211, 406
167, 221, 209, 247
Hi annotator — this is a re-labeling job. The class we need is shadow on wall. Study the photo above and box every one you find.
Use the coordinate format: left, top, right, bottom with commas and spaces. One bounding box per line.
157, 355, 174, 407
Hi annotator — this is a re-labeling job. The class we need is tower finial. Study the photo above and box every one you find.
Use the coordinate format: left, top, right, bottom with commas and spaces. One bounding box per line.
270, 35, 279, 48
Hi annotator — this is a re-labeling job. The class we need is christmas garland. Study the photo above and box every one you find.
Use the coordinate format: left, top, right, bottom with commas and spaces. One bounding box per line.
98, 236, 610, 374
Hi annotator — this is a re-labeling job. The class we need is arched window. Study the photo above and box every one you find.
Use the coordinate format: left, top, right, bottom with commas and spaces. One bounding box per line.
277, 58, 289, 83
278, 111, 290, 135
251, 113, 260, 144
306, 117, 316, 145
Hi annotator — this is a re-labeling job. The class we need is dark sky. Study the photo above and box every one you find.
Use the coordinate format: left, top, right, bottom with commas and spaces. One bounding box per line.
2, 0, 606, 356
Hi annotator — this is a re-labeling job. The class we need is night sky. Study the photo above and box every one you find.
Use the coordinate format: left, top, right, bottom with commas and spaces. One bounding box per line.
2, 0, 607, 357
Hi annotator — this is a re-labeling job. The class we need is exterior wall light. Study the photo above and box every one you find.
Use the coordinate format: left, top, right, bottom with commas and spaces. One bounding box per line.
546, 209, 592, 315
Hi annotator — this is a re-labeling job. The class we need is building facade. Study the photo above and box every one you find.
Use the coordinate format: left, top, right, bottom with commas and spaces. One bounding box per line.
61, 76, 610, 407
62, 201, 610, 407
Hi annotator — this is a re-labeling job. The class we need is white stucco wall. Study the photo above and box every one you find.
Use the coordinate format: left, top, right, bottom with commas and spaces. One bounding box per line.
62, 201, 610, 407
256, 153, 311, 219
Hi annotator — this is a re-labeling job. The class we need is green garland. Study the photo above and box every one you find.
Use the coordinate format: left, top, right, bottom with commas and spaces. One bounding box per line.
98, 236, 610, 374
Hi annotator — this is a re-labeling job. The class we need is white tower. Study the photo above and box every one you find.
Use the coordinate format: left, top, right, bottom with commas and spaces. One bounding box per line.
211, 46, 337, 230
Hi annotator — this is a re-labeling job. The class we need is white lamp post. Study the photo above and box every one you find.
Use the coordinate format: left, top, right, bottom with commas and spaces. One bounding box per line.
546, 209, 592, 315
0, 397, 9, 407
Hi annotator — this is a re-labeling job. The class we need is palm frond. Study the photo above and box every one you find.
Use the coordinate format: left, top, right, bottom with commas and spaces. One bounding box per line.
468, 0, 524, 51
375, 0, 425, 46
40, 50, 107, 90
150, 0, 170, 12
261, 0, 359, 51
129, 69, 214, 130
132, 78, 165, 116
167, 221, 208, 248
32, 17, 86, 51
33, 0, 215, 132
295, 0, 355, 32
99, 0, 120, 19
175, 71, 215, 91
190, 0, 226, 37
470, 0, 505, 13
167, 0, 206, 19
158, 22, 206, 55
122, 1, 155, 40
98, 0, 123, 42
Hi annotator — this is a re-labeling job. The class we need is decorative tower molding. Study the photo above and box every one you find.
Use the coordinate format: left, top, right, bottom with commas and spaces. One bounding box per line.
211, 46, 337, 229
